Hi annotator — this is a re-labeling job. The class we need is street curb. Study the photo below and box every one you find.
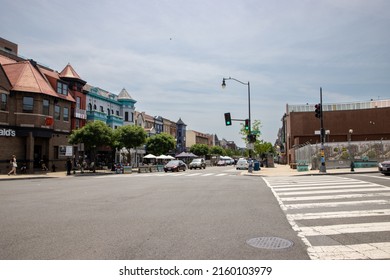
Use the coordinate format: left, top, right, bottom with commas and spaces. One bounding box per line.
241, 169, 380, 177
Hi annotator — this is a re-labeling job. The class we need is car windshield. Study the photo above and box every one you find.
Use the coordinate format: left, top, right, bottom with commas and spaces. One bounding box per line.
192, 159, 201, 162
166, 160, 180, 166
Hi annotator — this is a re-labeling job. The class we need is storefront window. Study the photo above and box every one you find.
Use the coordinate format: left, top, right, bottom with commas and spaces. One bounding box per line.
23, 97, 34, 113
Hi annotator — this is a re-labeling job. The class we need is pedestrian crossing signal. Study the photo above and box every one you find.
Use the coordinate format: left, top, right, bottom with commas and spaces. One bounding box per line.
224, 113, 232, 126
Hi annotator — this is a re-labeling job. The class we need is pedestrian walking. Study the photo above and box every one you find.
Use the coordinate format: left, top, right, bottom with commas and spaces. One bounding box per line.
7, 155, 17, 175
66, 158, 72, 175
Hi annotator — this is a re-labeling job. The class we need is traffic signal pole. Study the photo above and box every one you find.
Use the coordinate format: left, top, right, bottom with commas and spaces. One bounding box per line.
319, 87, 327, 173
222, 77, 253, 158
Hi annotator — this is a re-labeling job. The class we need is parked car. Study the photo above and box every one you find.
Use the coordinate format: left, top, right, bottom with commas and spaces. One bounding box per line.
236, 158, 249, 170
216, 160, 227, 166
189, 158, 206, 169
378, 160, 390, 175
164, 160, 187, 172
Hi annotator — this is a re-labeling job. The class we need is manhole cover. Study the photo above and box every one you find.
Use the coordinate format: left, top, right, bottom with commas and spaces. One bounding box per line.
246, 237, 293, 250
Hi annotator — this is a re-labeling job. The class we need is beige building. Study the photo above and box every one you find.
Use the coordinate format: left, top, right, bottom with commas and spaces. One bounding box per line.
186, 130, 213, 148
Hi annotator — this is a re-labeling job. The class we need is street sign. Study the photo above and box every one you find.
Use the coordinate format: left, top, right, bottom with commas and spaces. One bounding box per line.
246, 143, 254, 150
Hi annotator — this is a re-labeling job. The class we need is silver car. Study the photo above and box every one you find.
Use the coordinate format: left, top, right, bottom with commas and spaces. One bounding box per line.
189, 158, 206, 169
236, 158, 249, 170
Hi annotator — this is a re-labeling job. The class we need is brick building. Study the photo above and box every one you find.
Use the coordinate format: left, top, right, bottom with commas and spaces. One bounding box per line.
279, 99, 390, 165
0, 56, 78, 173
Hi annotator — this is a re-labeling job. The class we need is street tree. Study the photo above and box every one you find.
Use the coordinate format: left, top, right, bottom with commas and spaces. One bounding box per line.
210, 145, 225, 156
116, 125, 147, 164
240, 119, 262, 144
190, 144, 209, 157
68, 121, 113, 171
145, 133, 176, 155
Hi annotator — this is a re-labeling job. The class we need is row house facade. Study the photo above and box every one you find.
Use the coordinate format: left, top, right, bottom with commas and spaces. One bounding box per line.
0, 40, 84, 173
0, 37, 233, 172
186, 130, 213, 148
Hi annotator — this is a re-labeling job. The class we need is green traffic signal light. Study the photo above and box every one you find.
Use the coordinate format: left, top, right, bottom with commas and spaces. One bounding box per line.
244, 119, 249, 130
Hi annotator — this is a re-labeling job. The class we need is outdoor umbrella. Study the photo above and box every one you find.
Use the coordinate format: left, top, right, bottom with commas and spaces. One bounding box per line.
144, 154, 156, 159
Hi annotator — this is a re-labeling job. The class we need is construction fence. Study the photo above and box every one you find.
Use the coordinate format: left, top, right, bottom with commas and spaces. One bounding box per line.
294, 140, 390, 170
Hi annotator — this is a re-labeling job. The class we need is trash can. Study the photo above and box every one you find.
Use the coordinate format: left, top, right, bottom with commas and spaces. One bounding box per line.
115, 163, 123, 174
254, 161, 260, 171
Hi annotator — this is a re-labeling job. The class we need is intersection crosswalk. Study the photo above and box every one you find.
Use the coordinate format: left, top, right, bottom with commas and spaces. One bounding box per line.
95, 172, 237, 178
263, 176, 390, 260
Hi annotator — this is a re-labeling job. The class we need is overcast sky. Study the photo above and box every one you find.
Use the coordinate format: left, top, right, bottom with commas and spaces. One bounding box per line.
1, 0, 389, 146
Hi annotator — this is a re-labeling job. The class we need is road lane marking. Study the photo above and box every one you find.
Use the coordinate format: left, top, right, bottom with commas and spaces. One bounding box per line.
185, 173, 202, 176
275, 183, 379, 192
284, 199, 389, 210
287, 209, 390, 220
276, 187, 390, 196
299, 222, 390, 236
280, 192, 390, 201
309, 242, 390, 260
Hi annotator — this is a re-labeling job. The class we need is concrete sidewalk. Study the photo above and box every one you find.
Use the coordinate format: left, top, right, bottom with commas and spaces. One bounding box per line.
0, 164, 380, 181
0, 169, 114, 181
242, 163, 379, 177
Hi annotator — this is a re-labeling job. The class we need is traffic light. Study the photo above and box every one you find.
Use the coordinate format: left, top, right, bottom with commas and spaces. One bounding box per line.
244, 119, 249, 130
247, 134, 256, 143
315, 103, 321, 118
224, 112, 232, 126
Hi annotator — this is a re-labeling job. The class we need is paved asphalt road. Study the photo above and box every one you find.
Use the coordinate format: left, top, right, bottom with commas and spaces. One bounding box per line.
0, 166, 309, 260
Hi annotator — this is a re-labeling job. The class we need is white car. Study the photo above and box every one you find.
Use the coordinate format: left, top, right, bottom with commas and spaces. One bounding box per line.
236, 158, 249, 170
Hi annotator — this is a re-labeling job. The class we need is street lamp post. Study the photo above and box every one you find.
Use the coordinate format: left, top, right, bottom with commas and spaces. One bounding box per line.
221, 77, 251, 134
221, 77, 252, 159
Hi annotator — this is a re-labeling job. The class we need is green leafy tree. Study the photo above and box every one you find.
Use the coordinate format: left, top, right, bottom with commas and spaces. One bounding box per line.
116, 125, 147, 164
240, 119, 262, 144
146, 133, 176, 155
68, 121, 113, 171
254, 140, 275, 160
190, 144, 209, 157
210, 145, 225, 156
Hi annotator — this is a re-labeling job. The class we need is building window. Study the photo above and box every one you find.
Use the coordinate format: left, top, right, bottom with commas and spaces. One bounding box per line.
23, 97, 34, 113
100, 106, 104, 113
55, 105, 61, 120
43, 99, 49, 115
93, 104, 97, 110
107, 108, 110, 115
125, 112, 129, 121
63, 107, 69, 121
57, 82, 68, 95
76, 97, 81, 109
75, 119, 80, 129
116, 110, 119, 116
1, 93, 7, 111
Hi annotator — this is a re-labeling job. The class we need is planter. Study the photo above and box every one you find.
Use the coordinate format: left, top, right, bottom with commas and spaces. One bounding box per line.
297, 165, 309, 172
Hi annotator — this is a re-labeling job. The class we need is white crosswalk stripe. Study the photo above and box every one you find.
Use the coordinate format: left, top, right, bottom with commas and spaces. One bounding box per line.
263, 176, 390, 260
94, 172, 233, 178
